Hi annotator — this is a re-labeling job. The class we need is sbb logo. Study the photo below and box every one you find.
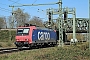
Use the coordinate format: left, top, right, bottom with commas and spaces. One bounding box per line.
38, 32, 50, 40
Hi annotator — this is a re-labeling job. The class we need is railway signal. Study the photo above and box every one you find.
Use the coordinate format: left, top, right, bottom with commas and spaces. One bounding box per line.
64, 11, 67, 23
48, 12, 52, 26
48, 12, 51, 23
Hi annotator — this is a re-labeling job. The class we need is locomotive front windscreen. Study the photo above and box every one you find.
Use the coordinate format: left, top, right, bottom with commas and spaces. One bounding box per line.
17, 28, 30, 35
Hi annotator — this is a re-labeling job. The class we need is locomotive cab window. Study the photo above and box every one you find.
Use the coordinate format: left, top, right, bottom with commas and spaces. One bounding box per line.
17, 28, 30, 35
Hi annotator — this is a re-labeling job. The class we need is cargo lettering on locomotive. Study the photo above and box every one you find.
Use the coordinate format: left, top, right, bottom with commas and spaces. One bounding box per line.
38, 32, 50, 40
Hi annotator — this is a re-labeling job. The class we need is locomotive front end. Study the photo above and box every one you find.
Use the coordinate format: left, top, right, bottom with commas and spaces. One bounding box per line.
15, 27, 31, 47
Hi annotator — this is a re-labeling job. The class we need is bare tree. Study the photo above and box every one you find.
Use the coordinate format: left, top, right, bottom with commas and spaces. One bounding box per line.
29, 16, 44, 27
14, 8, 30, 27
0, 17, 5, 29
3, 17, 7, 29
8, 16, 13, 28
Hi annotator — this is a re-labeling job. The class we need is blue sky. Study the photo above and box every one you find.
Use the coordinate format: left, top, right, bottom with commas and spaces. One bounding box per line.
0, 0, 89, 20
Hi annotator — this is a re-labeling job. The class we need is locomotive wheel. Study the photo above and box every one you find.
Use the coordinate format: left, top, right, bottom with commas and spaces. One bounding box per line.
17, 46, 23, 50
28, 45, 32, 49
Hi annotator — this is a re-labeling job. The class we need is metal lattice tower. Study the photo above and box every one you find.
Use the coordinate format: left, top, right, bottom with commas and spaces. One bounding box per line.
58, 0, 63, 46
72, 8, 76, 44
89, 0, 90, 50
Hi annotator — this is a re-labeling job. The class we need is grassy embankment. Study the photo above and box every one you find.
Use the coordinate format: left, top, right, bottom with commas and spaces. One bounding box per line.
0, 42, 90, 60
0, 30, 16, 48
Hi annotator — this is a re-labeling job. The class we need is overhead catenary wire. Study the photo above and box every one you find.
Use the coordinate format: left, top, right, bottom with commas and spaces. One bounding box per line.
9, 0, 46, 14
8, 0, 37, 18
8, 0, 22, 5
33, 0, 37, 4
0, 2, 9, 6
0, 7, 11, 13
8, 0, 47, 20
32, 0, 47, 20
0, 2, 12, 13
9, 0, 46, 12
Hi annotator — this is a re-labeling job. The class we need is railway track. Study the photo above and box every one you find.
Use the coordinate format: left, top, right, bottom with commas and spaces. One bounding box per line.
0, 46, 56, 54
0, 41, 86, 54
0, 48, 19, 54
0, 47, 34, 54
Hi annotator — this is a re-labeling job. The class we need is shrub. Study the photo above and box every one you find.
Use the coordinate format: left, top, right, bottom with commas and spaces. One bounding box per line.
0, 30, 16, 41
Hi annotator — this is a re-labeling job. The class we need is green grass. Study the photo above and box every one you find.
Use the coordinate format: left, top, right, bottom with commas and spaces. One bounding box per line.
0, 41, 15, 48
0, 43, 90, 60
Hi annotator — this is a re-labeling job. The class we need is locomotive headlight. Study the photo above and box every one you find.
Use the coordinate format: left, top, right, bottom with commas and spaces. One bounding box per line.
25, 39, 29, 41
16, 39, 19, 41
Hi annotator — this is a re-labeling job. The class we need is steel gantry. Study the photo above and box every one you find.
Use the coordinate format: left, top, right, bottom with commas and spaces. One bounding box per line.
9, 0, 90, 48
47, 7, 76, 45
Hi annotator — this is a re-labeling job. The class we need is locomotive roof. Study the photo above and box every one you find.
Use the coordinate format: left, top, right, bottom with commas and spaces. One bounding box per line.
36, 27, 54, 31
17, 26, 54, 31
